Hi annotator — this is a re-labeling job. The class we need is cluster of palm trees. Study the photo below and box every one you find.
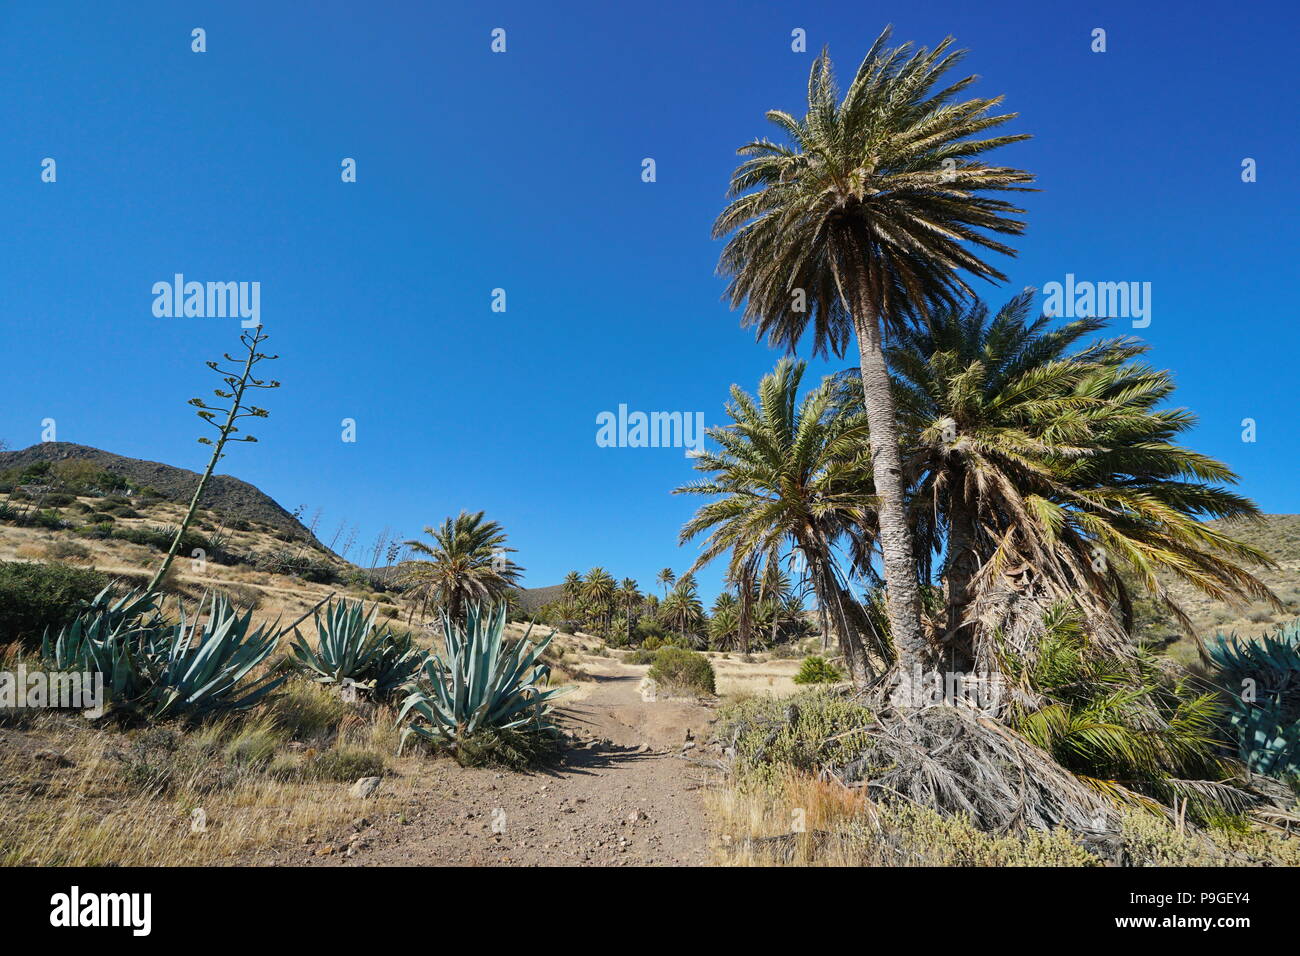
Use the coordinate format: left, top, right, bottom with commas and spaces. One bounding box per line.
685, 28, 1275, 683
555, 566, 809, 652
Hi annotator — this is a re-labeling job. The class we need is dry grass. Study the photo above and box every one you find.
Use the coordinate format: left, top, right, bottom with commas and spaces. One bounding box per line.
0, 675, 416, 866
708, 768, 1099, 866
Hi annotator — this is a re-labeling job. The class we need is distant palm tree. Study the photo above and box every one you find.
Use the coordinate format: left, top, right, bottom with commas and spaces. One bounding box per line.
583, 567, 617, 635
619, 577, 642, 643
561, 570, 584, 620
656, 568, 676, 599
403, 511, 523, 623
714, 28, 1033, 677
709, 604, 742, 651
661, 577, 705, 645
711, 590, 738, 615
676, 359, 885, 679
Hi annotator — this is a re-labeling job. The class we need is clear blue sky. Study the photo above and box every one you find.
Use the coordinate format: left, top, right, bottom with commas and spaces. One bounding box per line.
2, 0, 1297, 601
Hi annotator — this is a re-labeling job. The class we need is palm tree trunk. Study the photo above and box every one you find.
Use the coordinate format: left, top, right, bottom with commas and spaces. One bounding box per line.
944, 492, 978, 669
850, 301, 927, 677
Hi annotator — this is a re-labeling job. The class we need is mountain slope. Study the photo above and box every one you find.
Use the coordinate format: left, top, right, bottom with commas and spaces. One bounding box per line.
1131, 515, 1300, 661
0, 442, 310, 539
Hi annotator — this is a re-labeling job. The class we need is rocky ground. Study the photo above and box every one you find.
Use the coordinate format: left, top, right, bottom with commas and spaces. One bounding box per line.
251, 663, 724, 867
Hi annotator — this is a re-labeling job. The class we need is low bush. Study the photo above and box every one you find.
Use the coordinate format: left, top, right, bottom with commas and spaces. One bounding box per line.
309, 746, 385, 782
647, 646, 716, 696
44, 539, 94, 563
218, 583, 263, 611
716, 688, 874, 785
793, 655, 843, 685
0, 561, 109, 649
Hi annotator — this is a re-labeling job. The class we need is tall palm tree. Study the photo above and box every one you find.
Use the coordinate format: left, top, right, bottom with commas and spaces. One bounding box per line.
561, 570, 584, 619
656, 568, 676, 599
583, 567, 617, 636
879, 293, 1278, 670
675, 359, 885, 680
713, 27, 1033, 677
619, 577, 642, 643
402, 511, 523, 623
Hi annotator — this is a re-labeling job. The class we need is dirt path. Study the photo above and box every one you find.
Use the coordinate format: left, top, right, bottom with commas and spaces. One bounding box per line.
286, 661, 722, 867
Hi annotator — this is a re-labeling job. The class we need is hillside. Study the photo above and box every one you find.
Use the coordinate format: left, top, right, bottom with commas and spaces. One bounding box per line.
517, 582, 565, 611
0, 442, 311, 540
1132, 514, 1300, 662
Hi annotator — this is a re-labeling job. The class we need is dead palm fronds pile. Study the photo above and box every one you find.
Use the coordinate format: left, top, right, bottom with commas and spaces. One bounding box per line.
831, 698, 1115, 834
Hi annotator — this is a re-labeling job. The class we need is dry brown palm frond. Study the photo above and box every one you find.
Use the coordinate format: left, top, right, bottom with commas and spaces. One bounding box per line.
828, 696, 1115, 834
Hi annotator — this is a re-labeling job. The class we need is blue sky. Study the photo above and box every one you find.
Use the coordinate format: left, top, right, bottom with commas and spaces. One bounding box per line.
2, 0, 1297, 600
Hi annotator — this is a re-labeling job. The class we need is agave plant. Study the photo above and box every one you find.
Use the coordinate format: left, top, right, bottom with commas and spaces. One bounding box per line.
43, 588, 286, 720
397, 604, 566, 754
290, 597, 426, 700
1205, 621, 1300, 780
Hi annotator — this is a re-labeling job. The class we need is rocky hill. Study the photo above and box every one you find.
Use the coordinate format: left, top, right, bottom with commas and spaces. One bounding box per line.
0, 442, 311, 540
1132, 514, 1300, 662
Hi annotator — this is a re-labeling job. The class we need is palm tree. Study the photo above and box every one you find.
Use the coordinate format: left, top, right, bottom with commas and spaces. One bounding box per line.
713, 28, 1033, 677
402, 511, 523, 623
561, 570, 584, 619
583, 567, 617, 636
656, 568, 676, 599
675, 359, 885, 680
880, 293, 1278, 670
711, 591, 738, 615
619, 577, 642, 643
709, 604, 742, 651
660, 577, 705, 646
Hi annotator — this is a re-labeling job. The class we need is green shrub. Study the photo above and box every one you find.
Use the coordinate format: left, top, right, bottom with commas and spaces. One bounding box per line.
112, 524, 210, 557
647, 646, 716, 696
0, 561, 109, 649
452, 725, 561, 770
29, 509, 66, 530
793, 655, 844, 684
310, 746, 386, 781
224, 722, 283, 769
265, 679, 350, 740
45, 539, 94, 563
635, 617, 667, 643
717, 688, 874, 785
218, 583, 263, 611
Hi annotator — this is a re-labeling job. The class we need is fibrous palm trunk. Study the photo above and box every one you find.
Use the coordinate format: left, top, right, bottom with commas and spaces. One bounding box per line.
850, 290, 928, 677
943, 493, 978, 670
